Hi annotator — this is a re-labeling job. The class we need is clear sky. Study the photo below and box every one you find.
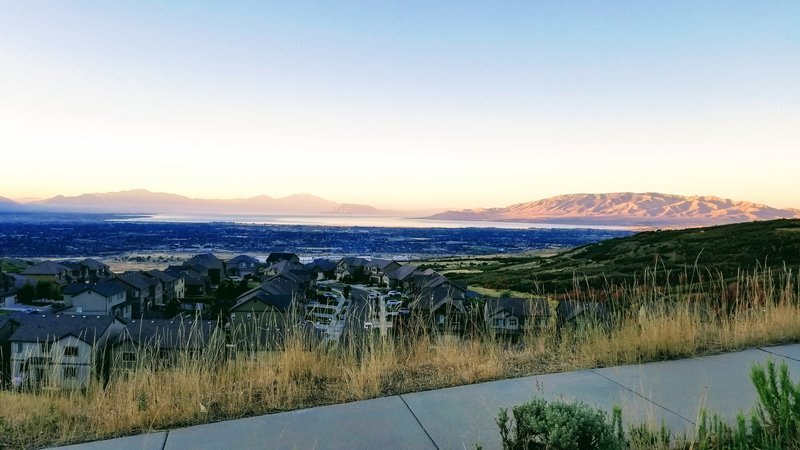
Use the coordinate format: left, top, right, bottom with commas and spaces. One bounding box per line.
1, 1, 798, 210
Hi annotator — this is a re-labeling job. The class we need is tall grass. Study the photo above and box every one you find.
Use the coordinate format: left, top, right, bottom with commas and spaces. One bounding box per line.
1, 267, 800, 449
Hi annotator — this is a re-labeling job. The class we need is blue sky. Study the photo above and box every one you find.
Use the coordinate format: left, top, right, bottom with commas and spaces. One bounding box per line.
1, 1, 798, 209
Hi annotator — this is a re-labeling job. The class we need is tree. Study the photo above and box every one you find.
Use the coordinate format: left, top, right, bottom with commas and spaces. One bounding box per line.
17, 283, 36, 303
35, 281, 60, 300
343, 285, 351, 299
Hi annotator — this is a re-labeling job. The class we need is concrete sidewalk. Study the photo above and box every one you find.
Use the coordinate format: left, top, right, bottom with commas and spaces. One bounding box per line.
52, 343, 800, 450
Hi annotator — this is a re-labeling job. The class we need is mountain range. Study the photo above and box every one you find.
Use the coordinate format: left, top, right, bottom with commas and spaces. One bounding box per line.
0, 189, 389, 216
2, 190, 797, 227
424, 192, 800, 227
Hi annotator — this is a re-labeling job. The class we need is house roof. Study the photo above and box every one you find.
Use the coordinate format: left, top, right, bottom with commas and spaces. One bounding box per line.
305, 259, 337, 272
338, 257, 369, 267
230, 287, 295, 313
227, 255, 260, 265
80, 258, 109, 271
63, 281, 126, 298
119, 319, 217, 349
365, 258, 399, 271
21, 261, 69, 276
9, 315, 121, 343
556, 300, 608, 323
116, 272, 156, 291
387, 265, 418, 281
486, 297, 551, 318
266, 252, 300, 264
184, 253, 225, 270
145, 269, 177, 283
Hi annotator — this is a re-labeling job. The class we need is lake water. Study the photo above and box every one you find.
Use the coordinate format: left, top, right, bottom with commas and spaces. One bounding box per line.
110, 213, 634, 231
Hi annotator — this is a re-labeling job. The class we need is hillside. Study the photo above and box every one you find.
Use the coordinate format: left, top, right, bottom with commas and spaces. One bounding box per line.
0, 197, 25, 212
427, 192, 800, 227
433, 219, 800, 294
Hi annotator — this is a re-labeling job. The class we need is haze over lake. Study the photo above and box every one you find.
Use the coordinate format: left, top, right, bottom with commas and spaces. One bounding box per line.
110, 213, 635, 231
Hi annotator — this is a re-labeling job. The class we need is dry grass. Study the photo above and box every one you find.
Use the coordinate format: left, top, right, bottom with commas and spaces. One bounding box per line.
2, 268, 800, 449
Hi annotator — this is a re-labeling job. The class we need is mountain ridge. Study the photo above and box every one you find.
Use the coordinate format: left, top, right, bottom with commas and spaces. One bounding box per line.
426, 192, 800, 226
19, 189, 389, 215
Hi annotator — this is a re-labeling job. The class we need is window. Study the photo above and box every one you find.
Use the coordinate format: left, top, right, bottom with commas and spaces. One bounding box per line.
436, 314, 445, 325
231, 313, 236, 319
122, 352, 136, 363
493, 318, 505, 328
246, 313, 252, 320
14, 342, 22, 353
64, 346, 79, 357
508, 317, 518, 328
63, 367, 79, 379
39, 341, 52, 353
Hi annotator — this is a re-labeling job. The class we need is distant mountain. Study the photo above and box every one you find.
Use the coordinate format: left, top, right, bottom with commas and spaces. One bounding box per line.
0, 196, 25, 212
28, 189, 370, 215
426, 193, 800, 227
326, 203, 390, 215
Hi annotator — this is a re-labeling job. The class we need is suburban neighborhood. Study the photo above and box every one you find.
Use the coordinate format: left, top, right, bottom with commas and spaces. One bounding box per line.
0, 252, 603, 391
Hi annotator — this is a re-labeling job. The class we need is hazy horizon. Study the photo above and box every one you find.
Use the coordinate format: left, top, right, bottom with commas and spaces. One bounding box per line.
2, 2, 799, 210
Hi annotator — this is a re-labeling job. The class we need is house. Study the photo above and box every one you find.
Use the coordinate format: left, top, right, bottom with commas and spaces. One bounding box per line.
228, 285, 296, 345
62, 281, 131, 319
183, 253, 226, 285
410, 277, 469, 332
21, 261, 71, 286
264, 259, 305, 277
485, 297, 551, 335
226, 255, 260, 279
304, 259, 337, 280
8, 315, 126, 389
386, 265, 418, 291
112, 272, 160, 317
1, 272, 28, 307
266, 253, 300, 265
556, 300, 609, 329
111, 319, 218, 374
62, 258, 112, 283
408, 268, 440, 293
335, 257, 369, 283
165, 265, 206, 297
365, 259, 402, 286
0, 315, 19, 387
144, 269, 183, 304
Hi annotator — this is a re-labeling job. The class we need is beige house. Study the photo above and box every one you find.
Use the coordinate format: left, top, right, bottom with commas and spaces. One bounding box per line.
62, 282, 131, 319
20, 261, 71, 286
9, 315, 125, 389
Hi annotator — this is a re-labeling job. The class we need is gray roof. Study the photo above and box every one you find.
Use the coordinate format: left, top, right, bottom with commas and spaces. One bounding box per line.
9, 315, 120, 343
305, 259, 337, 272
63, 281, 126, 298
117, 272, 157, 290
486, 297, 551, 318
184, 253, 225, 270
145, 269, 177, 283
21, 260, 69, 276
338, 257, 369, 267
387, 265, 418, 281
227, 255, 260, 265
266, 253, 300, 264
556, 301, 608, 323
366, 258, 399, 270
80, 258, 109, 271
230, 287, 294, 313
119, 319, 217, 349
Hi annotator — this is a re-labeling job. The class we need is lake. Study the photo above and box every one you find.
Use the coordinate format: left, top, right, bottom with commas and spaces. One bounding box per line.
109, 213, 634, 231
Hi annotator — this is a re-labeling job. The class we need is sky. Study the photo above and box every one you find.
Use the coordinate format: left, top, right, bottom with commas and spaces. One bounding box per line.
1, 1, 799, 210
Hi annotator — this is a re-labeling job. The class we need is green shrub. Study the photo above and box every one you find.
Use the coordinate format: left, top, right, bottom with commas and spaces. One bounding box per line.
496, 398, 624, 450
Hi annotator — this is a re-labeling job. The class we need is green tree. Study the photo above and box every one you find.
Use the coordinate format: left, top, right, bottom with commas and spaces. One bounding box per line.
16, 283, 36, 303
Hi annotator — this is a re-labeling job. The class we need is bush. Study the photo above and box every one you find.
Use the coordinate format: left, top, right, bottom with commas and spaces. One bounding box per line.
496, 399, 624, 450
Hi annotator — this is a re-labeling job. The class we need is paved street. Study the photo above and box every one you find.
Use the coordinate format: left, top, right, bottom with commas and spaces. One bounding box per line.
52, 343, 800, 450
